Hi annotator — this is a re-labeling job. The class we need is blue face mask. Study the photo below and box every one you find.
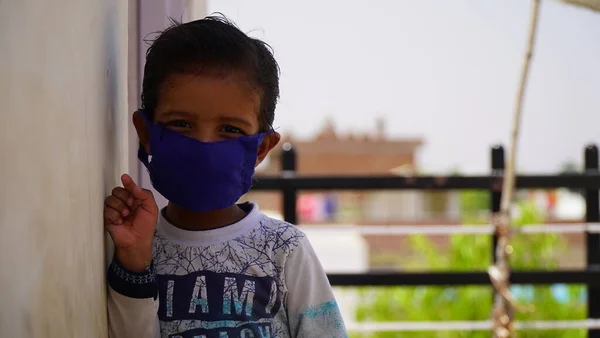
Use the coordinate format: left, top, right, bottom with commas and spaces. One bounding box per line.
137, 110, 265, 212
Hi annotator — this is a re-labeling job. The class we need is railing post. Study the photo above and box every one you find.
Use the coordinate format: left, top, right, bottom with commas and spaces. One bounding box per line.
585, 145, 600, 338
491, 145, 505, 263
281, 143, 298, 224
490, 145, 504, 304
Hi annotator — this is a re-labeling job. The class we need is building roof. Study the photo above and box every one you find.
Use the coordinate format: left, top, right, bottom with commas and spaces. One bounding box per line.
272, 118, 424, 156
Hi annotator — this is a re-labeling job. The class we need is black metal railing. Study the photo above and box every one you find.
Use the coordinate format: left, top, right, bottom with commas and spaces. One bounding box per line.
253, 144, 600, 336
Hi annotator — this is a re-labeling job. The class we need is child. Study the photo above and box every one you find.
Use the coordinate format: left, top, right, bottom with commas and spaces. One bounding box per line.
104, 16, 348, 338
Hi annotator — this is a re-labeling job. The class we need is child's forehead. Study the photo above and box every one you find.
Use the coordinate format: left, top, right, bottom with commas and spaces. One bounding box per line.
156, 73, 261, 120
162, 72, 259, 99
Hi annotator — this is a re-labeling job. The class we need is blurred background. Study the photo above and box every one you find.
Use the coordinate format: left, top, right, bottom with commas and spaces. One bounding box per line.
1, 0, 599, 337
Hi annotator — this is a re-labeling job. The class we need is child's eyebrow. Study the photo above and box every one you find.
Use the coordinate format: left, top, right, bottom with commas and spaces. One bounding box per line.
162, 110, 254, 128
219, 117, 253, 128
161, 110, 193, 118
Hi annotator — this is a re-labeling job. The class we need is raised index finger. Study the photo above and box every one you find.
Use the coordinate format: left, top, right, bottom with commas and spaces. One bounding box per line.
121, 174, 136, 191
121, 174, 154, 204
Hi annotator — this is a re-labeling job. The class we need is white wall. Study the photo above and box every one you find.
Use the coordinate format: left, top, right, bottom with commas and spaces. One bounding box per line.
186, 0, 208, 21
0, 0, 134, 337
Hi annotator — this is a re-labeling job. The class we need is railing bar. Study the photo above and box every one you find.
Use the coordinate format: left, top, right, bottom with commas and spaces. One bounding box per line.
345, 319, 600, 332
298, 223, 600, 235
327, 270, 600, 286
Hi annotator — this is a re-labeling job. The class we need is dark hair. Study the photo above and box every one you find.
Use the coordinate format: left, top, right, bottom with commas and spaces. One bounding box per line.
141, 15, 279, 131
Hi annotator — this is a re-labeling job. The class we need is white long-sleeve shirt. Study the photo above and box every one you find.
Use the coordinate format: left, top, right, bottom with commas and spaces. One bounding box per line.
107, 203, 347, 338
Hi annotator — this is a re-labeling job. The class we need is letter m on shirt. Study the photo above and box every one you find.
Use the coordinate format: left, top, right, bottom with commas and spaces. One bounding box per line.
222, 277, 255, 316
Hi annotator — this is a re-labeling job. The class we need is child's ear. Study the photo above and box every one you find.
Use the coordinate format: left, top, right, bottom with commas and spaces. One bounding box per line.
132, 111, 151, 154
256, 132, 281, 167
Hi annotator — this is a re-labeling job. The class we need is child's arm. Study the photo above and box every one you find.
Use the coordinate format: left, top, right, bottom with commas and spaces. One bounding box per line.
107, 258, 160, 338
284, 236, 348, 338
104, 174, 160, 338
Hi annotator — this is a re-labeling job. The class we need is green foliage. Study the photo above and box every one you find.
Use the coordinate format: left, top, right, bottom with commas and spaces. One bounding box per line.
352, 190, 585, 338
459, 190, 491, 224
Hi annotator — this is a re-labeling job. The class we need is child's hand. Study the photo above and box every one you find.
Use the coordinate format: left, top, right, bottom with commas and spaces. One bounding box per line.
104, 174, 158, 272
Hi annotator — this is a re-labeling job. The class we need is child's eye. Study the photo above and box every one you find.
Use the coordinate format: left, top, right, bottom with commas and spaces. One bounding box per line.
166, 120, 192, 129
221, 125, 243, 134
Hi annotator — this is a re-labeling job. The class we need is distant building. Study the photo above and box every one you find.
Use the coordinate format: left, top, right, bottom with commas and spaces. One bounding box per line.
262, 117, 421, 175
244, 118, 460, 224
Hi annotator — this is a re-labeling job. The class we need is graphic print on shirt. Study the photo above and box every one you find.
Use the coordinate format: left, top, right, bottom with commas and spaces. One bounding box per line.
156, 271, 281, 337
153, 218, 303, 338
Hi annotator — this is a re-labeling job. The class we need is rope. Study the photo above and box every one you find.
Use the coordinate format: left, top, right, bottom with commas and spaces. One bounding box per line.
490, 0, 542, 335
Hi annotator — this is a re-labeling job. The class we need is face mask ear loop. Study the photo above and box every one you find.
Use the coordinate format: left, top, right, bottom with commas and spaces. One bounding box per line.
137, 109, 152, 124
139, 108, 170, 142
137, 109, 154, 165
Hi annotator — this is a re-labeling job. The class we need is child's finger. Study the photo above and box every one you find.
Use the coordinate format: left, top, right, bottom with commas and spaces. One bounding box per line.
121, 174, 145, 199
121, 174, 157, 212
104, 207, 123, 226
105, 195, 130, 217
111, 187, 134, 206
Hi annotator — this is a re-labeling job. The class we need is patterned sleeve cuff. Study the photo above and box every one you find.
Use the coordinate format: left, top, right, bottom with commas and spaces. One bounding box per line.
107, 256, 158, 299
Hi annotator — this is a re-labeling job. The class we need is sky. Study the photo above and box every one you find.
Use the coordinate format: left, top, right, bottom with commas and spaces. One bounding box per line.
207, 0, 600, 174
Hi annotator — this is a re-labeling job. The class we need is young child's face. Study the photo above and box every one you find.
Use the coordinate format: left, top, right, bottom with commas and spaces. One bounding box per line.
154, 73, 261, 141
134, 73, 279, 168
